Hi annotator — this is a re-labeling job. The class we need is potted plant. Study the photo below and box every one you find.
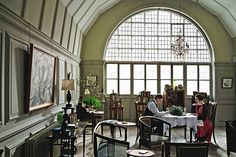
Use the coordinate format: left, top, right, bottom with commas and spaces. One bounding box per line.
169, 106, 184, 116
82, 96, 101, 109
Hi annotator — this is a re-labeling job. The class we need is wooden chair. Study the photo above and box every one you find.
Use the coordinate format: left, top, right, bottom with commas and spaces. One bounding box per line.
225, 119, 236, 156
208, 101, 217, 144
93, 120, 130, 157
162, 142, 210, 157
139, 116, 171, 148
135, 101, 147, 141
185, 100, 217, 143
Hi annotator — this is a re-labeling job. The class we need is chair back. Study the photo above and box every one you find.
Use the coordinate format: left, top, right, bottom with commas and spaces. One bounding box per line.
93, 120, 129, 157
208, 102, 217, 127
162, 142, 210, 157
225, 120, 236, 156
135, 102, 147, 124
139, 116, 171, 148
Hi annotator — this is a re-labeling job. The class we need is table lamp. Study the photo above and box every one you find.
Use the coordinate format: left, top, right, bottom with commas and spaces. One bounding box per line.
61, 73, 75, 108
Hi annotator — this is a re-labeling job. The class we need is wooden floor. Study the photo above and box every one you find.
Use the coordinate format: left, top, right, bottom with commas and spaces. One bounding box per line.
75, 125, 236, 157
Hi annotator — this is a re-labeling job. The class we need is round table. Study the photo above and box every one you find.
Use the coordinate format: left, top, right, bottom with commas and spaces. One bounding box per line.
126, 149, 155, 157
116, 121, 136, 127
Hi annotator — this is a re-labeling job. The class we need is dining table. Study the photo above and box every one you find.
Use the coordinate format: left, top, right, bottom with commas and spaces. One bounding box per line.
163, 112, 198, 142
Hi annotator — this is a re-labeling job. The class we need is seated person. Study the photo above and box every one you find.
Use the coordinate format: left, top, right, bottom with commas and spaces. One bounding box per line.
76, 101, 94, 121
192, 94, 213, 142
143, 94, 166, 135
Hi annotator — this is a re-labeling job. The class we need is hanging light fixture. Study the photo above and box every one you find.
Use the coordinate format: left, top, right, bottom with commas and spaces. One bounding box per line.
171, 0, 189, 59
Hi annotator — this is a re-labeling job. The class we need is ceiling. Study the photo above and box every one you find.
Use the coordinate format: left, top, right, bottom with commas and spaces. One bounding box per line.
61, 0, 236, 37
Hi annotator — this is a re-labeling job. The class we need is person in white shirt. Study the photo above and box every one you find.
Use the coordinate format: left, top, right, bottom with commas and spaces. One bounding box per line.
143, 94, 165, 117
143, 94, 166, 135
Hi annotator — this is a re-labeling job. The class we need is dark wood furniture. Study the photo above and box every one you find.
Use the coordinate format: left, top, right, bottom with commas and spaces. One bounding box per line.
162, 142, 210, 157
93, 120, 130, 157
139, 116, 171, 148
47, 121, 87, 157
191, 91, 209, 105
225, 119, 236, 156
135, 102, 147, 142
109, 92, 124, 120
163, 89, 184, 110
135, 91, 152, 141
137, 91, 152, 104
208, 102, 217, 145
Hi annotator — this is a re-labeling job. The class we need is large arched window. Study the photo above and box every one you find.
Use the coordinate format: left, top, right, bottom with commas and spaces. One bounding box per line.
105, 9, 212, 96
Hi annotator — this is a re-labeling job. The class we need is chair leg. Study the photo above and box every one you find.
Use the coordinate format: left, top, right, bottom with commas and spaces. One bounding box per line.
212, 126, 218, 145
83, 129, 85, 157
135, 126, 139, 142
184, 126, 187, 140
227, 149, 230, 157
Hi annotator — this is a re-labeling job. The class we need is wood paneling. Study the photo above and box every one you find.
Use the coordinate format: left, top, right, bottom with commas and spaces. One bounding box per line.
6, 34, 28, 121
41, 0, 57, 36
61, 11, 72, 49
25, 0, 43, 29
52, 0, 65, 44
0, 30, 2, 125
73, 26, 82, 56
0, 0, 25, 17
68, 20, 76, 53
59, 58, 65, 104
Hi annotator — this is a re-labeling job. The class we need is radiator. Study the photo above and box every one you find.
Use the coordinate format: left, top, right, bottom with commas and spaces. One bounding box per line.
25, 123, 57, 157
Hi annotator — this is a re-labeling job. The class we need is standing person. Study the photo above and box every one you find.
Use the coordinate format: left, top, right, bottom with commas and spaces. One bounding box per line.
192, 94, 213, 142
143, 94, 166, 135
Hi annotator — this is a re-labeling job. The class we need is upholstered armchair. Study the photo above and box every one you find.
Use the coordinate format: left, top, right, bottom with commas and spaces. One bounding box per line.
225, 120, 236, 156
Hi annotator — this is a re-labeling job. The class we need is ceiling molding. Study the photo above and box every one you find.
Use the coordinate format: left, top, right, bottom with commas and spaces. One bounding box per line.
60, 0, 236, 37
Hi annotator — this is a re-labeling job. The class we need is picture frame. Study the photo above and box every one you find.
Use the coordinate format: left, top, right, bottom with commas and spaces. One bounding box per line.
222, 77, 233, 89
86, 75, 97, 87
25, 43, 56, 113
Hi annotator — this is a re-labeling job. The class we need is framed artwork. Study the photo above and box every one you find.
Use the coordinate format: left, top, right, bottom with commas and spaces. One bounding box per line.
86, 75, 97, 87
26, 43, 56, 112
222, 77, 233, 89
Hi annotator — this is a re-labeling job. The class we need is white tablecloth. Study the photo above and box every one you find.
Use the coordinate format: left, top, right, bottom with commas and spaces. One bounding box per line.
163, 113, 197, 132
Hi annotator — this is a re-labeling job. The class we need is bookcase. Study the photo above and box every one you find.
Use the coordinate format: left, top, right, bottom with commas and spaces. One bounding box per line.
163, 89, 185, 110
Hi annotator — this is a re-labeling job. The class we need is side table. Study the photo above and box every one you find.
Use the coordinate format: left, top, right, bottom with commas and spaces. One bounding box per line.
127, 149, 155, 157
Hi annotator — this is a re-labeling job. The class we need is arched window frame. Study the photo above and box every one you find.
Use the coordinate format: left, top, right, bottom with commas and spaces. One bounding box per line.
104, 8, 213, 96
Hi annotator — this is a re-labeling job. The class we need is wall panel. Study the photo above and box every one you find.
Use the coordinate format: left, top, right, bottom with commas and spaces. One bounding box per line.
58, 58, 66, 104
5, 33, 28, 122
25, 0, 43, 29
52, 1, 65, 44
68, 20, 76, 53
61, 11, 72, 49
0, 0, 25, 17
41, 0, 57, 37
0, 30, 2, 126
71, 64, 78, 104
73, 27, 82, 56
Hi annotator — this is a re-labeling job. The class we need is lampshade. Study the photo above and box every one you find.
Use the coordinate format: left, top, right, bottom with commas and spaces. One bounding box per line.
84, 88, 90, 95
61, 79, 75, 90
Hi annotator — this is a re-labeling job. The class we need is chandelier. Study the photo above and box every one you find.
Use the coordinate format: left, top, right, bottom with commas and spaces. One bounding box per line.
170, 0, 189, 59
171, 30, 189, 59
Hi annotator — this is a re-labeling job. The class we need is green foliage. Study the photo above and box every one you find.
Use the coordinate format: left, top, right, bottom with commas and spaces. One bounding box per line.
56, 111, 64, 127
169, 106, 184, 116
82, 96, 101, 108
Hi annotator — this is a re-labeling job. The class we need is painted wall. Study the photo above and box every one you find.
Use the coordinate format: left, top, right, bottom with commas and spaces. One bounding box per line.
0, 1, 81, 156
81, 0, 236, 125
